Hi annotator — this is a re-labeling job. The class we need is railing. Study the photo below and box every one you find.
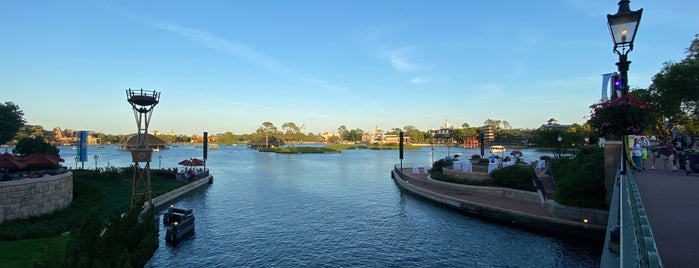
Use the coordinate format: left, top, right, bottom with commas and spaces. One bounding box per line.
601, 156, 663, 267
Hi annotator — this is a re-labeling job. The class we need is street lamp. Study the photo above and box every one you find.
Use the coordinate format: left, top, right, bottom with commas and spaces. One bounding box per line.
607, 0, 642, 98
74, 157, 78, 170
93, 155, 99, 170
158, 155, 162, 170
557, 135, 563, 159
584, 136, 590, 145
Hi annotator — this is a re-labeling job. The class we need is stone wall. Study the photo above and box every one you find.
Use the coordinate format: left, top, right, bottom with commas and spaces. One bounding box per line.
0, 172, 73, 223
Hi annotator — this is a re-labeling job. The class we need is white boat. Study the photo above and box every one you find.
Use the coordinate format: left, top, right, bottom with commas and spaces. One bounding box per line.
489, 145, 506, 154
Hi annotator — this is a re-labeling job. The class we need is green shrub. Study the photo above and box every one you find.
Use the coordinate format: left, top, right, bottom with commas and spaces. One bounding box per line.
430, 158, 453, 173
489, 165, 537, 191
551, 147, 607, 209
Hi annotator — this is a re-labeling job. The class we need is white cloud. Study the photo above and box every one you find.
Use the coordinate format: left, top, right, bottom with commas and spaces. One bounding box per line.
410, 77, 429, 84
131, 15, 349, 95
379, 47, 430, 72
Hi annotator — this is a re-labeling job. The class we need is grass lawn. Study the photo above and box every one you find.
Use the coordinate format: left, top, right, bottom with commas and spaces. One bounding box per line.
0, 169, 188, 266
0, 235, 69, 268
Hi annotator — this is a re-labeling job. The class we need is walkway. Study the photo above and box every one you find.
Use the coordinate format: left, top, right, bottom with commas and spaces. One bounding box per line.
395, 167, 605, 239
634, 169, 699, 268
399, 168, 552, 217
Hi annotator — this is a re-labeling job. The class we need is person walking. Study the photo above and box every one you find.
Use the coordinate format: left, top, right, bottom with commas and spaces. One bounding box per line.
632, 138, 644, 171
659, 138, 675, 171
672, 136, 687, 171
647, 136, 660, 170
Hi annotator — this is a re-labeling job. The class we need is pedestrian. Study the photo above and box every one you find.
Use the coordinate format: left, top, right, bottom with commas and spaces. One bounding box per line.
672, 135, 687, 171
647, 136, 660, 170
632, 138, 643, 171
658, 137, 674, 171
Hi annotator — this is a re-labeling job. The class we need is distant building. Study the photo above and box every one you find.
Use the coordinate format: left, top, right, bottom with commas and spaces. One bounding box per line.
427, 118, 454, 141
539, 118, 569, 129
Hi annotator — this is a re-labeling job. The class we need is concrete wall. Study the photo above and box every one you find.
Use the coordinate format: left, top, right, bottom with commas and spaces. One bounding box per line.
145, 175, 212, 210
0, 172, 73, 223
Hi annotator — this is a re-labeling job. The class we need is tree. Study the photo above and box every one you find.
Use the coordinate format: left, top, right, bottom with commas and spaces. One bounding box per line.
282, 122, 300, 146
648, 34, 699, 135
260, 122, 277, 148
13, 136, 59, 156
0, 101, 26, 145
531, 125, 588, 159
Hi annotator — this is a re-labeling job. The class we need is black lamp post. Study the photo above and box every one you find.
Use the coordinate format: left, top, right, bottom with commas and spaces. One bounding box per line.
557, 135, 563, 159
93, 155, 99, 170
607, 0, 642, 98
158, 155, 162, 170
74, 157, 78, 170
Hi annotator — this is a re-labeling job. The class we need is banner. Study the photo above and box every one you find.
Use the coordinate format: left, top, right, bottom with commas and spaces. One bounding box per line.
601, 73, 613, 101
77, 131, 88, 162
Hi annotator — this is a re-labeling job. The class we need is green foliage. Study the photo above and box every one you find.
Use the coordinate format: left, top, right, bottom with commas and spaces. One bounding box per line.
489, 165, 537, 191
0, 168, 185, 241
12, 136, 58, 157
647, 34, 699, 136
61, 206, 158, 268
0, 101, 26, 145
551, 146, 607, 209
430, 157, 453, 173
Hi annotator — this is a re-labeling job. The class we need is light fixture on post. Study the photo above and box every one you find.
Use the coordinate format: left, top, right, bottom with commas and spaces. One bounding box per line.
607, 0, 642, 98
93, 154, 99, 170
159, 155, 163, 170
74, 157, 78, 170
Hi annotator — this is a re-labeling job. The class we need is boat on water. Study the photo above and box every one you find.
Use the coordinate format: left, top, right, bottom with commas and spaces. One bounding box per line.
489, 145, 506, 154
163, 205, 195, 243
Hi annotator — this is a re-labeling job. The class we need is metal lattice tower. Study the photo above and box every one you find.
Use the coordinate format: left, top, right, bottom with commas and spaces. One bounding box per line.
126, 88, 160, 208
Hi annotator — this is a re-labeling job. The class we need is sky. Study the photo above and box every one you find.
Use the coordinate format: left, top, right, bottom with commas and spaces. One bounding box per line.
2, 1, 698, 136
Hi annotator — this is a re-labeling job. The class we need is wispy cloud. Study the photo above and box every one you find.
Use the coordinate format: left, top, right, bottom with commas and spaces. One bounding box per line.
379, 47, 430, 72
410, 77, 429, 84
129, 15, 349, 95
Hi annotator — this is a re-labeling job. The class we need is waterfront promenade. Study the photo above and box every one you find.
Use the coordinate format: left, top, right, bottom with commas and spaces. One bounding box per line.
634, 169, 699, 268
392, 167, 606, 239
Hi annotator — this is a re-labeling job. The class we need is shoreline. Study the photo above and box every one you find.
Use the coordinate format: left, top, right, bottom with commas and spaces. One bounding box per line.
390, 167, 606, 241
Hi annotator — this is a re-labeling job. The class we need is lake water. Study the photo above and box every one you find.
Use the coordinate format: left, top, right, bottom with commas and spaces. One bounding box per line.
59, 145, 601, 267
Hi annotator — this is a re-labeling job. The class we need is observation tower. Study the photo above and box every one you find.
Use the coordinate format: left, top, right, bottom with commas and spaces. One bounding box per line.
126, 88, 161, 208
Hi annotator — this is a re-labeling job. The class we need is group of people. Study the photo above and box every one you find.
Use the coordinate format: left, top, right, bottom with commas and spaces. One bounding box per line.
1, 170, 52, 181
632, 135, 693, 172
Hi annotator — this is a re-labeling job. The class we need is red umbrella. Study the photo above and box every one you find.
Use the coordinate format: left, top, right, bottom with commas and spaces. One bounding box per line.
178, 158, 205, 167
1, 152, 20, 160
190, 158, 206, 166
22, 153, 61, 167
0, 157, 26, 170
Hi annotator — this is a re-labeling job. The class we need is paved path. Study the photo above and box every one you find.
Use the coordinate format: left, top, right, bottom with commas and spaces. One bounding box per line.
634, 169, 699, 268
399, 168, 553, 217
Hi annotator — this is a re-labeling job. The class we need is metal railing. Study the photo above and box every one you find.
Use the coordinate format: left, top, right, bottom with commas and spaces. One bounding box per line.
601, 156, 663, 267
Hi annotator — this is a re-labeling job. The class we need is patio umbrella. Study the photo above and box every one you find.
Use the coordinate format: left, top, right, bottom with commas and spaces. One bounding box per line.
22, 153, 61, 168
0, 156, 27, 170
190, 158, 205, 166
178, 159, 193, 166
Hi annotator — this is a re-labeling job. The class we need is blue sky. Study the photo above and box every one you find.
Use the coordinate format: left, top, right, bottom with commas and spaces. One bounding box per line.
2, 1, 698, 135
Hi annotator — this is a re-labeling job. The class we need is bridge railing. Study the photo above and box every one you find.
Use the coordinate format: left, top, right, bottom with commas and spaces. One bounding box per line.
601, 154, 663, 267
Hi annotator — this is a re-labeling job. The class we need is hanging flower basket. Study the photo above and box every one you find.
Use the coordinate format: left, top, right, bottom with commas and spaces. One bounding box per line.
587, 94, 652, 137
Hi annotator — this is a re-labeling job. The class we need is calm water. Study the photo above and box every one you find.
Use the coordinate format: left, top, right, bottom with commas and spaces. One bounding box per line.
59, 145, 601, 267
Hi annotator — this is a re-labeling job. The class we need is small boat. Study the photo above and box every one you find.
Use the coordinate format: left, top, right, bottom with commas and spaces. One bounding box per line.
489, 145, 506, 154
153, 147, 160, 152
163, 205, 195, 243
